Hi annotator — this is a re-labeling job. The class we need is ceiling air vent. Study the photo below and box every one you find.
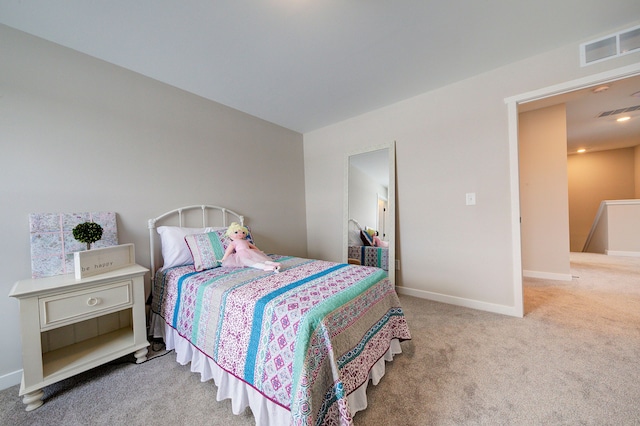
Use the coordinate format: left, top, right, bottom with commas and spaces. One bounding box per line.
581, 25, 640, 66
598, 104, 640, 118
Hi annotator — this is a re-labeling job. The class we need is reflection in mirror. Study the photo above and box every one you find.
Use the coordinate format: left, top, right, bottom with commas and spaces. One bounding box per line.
344, 142, 396, 285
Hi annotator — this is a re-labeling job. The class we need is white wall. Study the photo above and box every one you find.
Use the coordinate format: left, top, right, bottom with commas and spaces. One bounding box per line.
304, 20, 640, 316
348, 165, 386, 232
607, 202, 640, 254
585, 201, 640, 255
0, 25, 307, 389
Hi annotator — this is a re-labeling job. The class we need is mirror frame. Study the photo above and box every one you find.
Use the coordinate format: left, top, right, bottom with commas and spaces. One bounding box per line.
343, 141, 396, 285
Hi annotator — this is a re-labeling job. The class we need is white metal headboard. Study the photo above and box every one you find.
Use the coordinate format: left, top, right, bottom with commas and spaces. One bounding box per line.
148, 205, 244, 277
349, 218, 363, 231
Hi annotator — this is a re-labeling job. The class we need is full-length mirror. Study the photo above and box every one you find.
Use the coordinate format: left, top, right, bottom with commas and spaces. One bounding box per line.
344, 142, 396, 285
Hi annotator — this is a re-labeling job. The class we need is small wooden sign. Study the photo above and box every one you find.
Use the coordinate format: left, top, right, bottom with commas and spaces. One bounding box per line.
74, 244, 135, 279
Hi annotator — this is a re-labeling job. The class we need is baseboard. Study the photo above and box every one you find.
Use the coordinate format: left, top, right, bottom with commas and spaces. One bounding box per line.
605, 250, 640, 257
522, 270, 572, 281
0, 369, 22, 391
395, 286, 522, 317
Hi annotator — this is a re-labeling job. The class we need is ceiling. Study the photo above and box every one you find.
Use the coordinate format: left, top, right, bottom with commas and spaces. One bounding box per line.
1, 1, 640, 137
522, 74, 640, 154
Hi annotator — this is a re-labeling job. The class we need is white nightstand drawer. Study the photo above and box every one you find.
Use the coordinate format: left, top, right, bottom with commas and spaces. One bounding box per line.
39, 281, 132, 329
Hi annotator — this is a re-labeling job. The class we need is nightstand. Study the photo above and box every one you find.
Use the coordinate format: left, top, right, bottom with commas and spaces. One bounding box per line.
9, 264, 149, 411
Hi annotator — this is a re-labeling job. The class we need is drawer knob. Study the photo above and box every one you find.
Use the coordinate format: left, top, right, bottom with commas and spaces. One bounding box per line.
86, 297, 100, 306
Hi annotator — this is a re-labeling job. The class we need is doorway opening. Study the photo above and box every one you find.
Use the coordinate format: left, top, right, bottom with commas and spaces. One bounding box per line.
506, 63, 640, 318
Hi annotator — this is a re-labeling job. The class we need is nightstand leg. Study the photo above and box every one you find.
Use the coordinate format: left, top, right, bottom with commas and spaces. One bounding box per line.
22, 389, 44, 411
134, 347, 148, 364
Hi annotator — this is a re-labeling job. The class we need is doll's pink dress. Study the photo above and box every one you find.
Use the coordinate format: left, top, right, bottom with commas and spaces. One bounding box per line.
222, 239, 273, 268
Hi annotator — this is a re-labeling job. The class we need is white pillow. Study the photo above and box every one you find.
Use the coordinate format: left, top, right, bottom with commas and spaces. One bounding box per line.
156, 226, 222, 269
348, 229, 362, 246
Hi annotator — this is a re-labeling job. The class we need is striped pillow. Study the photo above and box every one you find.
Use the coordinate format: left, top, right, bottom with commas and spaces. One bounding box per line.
359, 230, 374, 246
184, 228, 254, 271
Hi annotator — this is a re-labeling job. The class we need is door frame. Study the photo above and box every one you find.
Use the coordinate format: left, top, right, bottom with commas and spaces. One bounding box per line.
505, 62, 640, 318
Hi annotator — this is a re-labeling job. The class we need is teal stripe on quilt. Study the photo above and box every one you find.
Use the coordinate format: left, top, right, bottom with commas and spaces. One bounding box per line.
212, 257, 312, 361
360, 246, 383, 268
315, 382, 346, 426
172, 271, 200, 327
242, 263, 348, 384
290, 268, 386, 402
337, 307, 404, 367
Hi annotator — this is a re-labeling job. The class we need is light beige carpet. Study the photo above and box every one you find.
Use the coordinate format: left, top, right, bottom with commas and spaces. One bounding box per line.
2, 252, 639, 425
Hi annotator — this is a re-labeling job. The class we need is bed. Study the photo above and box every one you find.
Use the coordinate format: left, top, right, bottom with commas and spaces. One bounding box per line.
148, 205, 411, 425
347, 219, 389, 270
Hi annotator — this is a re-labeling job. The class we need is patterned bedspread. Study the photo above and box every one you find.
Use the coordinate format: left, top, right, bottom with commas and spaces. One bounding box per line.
152, 255, 410, 425
348, 246, 389, 271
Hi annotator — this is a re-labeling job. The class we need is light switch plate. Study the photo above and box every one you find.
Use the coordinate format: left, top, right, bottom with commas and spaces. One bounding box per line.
466, 193, 476, 205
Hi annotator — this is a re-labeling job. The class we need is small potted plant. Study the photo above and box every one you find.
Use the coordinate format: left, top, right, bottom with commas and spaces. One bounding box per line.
72, 221, 103, 250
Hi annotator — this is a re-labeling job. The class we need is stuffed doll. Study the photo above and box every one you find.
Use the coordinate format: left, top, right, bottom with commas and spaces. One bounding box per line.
221, 222, 281, 272
373, 234, 389, 248
366, 227, 389, 248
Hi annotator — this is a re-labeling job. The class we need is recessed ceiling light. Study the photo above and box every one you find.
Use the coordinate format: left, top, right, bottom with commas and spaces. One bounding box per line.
617, 116, 631, 122
577, 148, 586, 153
592, 85, 610, 93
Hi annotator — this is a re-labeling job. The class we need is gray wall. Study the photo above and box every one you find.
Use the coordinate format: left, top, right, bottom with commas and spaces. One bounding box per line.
0, 25, 306, 388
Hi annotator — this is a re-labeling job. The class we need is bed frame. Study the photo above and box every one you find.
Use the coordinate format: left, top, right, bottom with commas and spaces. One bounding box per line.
147, 204, 244, 281
349, 218, 363, 231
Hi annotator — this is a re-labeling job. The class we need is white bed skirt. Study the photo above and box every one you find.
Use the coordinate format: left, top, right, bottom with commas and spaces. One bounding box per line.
150, 313, 402, 426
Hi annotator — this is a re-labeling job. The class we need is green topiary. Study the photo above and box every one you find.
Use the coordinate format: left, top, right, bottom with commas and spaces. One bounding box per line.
72, 221, 103, 250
